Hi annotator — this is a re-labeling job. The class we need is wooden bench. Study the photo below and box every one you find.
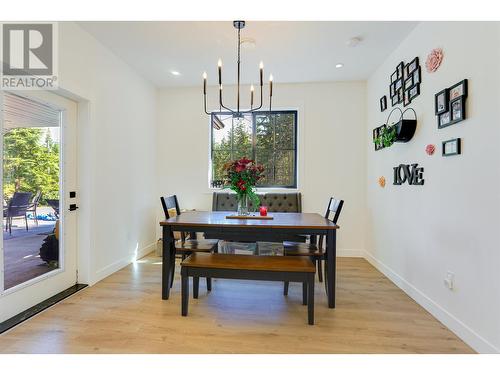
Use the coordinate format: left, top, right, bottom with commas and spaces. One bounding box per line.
180, 253, 317, 325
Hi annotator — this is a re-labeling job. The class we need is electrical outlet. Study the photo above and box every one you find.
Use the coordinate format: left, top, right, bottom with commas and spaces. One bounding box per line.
444, 271, 455, 290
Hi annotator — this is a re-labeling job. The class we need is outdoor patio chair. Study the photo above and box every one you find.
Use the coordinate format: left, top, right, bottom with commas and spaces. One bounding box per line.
3, 192, 33, 234
26, 190, 42, 226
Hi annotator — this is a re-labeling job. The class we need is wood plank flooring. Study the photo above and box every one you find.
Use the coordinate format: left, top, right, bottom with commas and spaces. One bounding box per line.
0, 254, 474, 353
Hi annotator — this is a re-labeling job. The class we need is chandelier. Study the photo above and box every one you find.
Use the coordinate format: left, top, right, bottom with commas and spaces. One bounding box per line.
203, 20, 273, 118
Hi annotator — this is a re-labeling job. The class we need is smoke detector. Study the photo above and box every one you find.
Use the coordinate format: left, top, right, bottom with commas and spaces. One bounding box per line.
346, 37, 362, 47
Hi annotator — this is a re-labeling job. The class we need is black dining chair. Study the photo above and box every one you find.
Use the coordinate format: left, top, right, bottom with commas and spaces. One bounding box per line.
160, 195, 219, 290
4, 192, 33, 234
283, 197, 344, 294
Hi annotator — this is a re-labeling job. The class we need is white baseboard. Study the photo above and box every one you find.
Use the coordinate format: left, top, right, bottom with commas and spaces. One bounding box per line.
337, 248, 364, 257
363, 250, 499, 354
90, 242, 156, 285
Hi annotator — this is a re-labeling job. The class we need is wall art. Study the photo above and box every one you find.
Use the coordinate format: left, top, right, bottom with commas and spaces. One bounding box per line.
389, 57, 421, 107
393, 163, 425, 186
436, 79, 468, 129
426, 48, 443, 73
425, 144, 436, 155
378, 176, 386, 188
380, 96, 387, 112
442, 138, 461, 156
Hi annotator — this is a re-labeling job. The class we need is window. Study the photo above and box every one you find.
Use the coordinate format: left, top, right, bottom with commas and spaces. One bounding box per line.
210, 110, 297, 188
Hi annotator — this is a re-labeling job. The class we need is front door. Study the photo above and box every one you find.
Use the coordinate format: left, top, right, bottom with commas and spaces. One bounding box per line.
0, 90, 78, 322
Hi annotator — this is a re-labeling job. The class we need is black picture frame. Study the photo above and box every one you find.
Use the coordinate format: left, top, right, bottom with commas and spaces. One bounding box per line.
449, 79, 468, 101
390, 83, 396, 98
438, 111, 452, 128
397, 88, 403, 104
450, 97, 466, 124
380, 96, 387, 112
412, 66, 421, 85
395, 78, 403, 90
391, 94, 398, 106
403, 90, 411, 107
408, 57, 419, 73
404, 75, 414, 90
435, 88, 449, 115
408, 84, 420, 100
442, 138, 461, 157
396, 62, 404, 79
391, 71, 398, 83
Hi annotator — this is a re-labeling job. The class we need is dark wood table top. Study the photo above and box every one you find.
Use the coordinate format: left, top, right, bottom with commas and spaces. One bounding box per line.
160, 211, 339, 230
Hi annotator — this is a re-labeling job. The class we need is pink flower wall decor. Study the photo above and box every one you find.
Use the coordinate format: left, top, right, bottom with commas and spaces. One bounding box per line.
425, 48, 443, 73
426, 144, 436, 155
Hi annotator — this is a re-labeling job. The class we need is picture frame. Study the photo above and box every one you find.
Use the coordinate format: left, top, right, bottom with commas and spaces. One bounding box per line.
391, 94, 398, 106
403, 90, 411, 107
449, 79, 468, 100
408, 57, 419, 73
404, 75, 414, 90
442, 138, 461, 156
380, 96, 387, 112
412, 67, 421, 85
450, 97, 466, 123
390, 83, 396, 98
438, 111, 451, 128
396, 62, 404, 79
397, 88, 403, 103
391, 71, 398, 83
435, 88, 449, 115
408, 84, 420, 100
395, 78, 403, 90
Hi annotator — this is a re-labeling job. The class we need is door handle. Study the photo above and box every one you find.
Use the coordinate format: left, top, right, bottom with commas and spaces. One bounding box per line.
69, 204, 79, 211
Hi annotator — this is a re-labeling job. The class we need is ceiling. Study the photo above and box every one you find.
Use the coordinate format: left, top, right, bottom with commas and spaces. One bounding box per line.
78, 21, 418, 88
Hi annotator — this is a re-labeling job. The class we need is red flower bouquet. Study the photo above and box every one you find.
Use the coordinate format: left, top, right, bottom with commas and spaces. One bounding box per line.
223, 157, 265, 215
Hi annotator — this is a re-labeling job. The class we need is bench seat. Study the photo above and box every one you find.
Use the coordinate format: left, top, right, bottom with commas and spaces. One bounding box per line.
180, 253, 316, 325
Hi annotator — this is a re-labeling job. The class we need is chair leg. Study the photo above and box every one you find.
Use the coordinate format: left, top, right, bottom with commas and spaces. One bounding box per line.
283, 281, 289, 296
302, 282, 307, 305
206, 277, 212, 291
317, 258, 323, 283
25, 214, 29, 231
169, 251, 176, 289
9, 217, 12, 235
193, 276, 199, 299
308, 274, 315, 325
181, 269, 189, 316
34, 208, 38, 226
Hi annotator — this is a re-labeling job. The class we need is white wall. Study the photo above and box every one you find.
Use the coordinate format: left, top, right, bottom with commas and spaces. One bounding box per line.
58, 22, 158, 284
365, 22, 500, 353
157, 82, 367, 254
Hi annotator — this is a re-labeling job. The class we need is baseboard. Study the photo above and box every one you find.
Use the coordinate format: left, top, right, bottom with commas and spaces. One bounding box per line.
362, 250, 499, 354
337, 248, 364, 257
91, 242, 156, 285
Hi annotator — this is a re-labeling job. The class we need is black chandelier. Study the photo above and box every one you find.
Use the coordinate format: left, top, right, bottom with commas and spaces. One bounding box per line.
203, 20, 273, 118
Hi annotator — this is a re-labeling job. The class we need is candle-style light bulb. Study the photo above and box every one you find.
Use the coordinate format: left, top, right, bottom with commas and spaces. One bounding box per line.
259, 61, 264, 86
218, 59, 222, 85
203, 72, 207, 95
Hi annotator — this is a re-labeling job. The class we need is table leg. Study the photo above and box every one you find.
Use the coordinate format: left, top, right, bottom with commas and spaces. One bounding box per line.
162, 225, 174, 300
181, 267, 188, 316
326, 228, 336, 308
308, 274, 315, 325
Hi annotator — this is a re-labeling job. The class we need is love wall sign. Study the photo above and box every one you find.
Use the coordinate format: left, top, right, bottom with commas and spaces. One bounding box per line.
393, 163, 424, 185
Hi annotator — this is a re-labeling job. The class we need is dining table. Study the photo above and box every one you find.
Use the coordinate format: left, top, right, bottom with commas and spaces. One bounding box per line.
159, 211, 340, 308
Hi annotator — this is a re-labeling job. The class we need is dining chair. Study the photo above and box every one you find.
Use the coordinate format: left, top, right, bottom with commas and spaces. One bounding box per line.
3, 192, 33, 234
160, 195, 219, 290
26, 190, 42, 226
283, 197, 344, 294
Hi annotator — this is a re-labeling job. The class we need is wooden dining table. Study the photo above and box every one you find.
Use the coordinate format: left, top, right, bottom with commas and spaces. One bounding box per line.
160, 211, 340, 308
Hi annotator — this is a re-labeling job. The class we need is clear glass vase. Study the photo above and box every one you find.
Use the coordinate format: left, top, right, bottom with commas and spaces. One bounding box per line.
237, 194, 249, 216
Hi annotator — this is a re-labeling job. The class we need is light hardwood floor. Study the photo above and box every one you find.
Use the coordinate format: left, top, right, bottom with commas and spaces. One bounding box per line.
0, 254, 474, 353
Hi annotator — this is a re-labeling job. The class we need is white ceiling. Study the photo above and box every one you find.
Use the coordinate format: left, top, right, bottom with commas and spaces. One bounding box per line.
78, 21, 418, 88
